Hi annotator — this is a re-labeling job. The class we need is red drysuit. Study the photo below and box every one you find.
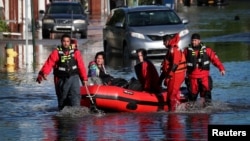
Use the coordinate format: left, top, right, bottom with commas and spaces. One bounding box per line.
135, 59, 161, 93
183, 44, 225, 103
160, 34, 187, 111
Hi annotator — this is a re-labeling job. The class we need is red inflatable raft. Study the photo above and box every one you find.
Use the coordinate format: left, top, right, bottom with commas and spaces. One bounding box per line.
80, 85, 188, 112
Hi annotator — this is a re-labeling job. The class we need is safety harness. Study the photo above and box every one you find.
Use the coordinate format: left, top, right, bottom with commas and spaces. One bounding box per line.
161, 49, 187, 74
186, 44, 210, 72
54, 46, 78, 78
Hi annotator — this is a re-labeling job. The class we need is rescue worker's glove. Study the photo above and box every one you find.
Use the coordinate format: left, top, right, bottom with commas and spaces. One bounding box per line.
82, 80, 88, 86
169, 34, 180, 47
36, 72, 47, 84
167, 71, 174, 78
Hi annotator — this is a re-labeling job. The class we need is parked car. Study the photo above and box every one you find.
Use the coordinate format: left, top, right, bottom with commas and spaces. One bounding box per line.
103, 5, 190, 58
197, 0, 226, 6
41, 1, 88, 39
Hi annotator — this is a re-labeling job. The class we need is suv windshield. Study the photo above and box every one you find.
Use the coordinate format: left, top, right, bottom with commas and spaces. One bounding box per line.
128, 10, 182, 26
47, 4, 83, 14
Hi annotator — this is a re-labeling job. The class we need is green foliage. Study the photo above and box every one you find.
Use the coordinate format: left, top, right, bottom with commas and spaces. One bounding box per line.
0, 20, 8, 32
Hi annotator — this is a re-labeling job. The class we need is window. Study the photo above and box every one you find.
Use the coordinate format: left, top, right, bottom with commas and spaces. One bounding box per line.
48, 4, 83, 14
128, 10, 182, 26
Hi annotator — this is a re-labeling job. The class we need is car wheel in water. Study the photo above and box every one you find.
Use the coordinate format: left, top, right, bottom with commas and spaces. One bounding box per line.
42, 30, 50, 39
80, 31, 87, 39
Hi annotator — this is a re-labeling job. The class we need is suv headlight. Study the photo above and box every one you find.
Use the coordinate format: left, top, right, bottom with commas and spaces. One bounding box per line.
179, 29, 189, 37
43, 19, 54, 23
130, 32, 145, 39
73, 20, 86, 24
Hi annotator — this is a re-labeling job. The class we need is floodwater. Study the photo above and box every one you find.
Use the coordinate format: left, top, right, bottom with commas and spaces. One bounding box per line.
0, 0, 250, 140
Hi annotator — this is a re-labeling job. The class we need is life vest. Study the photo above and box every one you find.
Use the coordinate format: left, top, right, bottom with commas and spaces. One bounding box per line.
53, 46, 78, 77
176, 52, 187, 72
161, 49, 186, 74
186, 44, 210, 72
88, 61, 99, 77
88, 61, 108, 77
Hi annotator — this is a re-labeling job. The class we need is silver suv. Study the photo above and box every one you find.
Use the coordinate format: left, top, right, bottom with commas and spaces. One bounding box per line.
41, 1, 88, 39
103, 5, 190, 58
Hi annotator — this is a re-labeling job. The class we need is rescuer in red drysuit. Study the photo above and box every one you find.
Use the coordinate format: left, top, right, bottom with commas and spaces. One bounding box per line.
159, 34, 187, 111
183, 33, 225, 106
135, 48, 164, 111
135, 48, 161, 93
36, 34, 88, 110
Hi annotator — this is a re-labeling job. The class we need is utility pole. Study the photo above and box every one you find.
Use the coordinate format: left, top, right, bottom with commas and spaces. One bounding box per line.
25, 0, 28, 56
30, 0, 36, 68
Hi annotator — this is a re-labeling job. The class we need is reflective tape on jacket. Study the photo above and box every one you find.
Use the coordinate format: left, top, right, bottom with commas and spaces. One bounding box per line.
186, 44, 210, 71
54, 45, 78, 77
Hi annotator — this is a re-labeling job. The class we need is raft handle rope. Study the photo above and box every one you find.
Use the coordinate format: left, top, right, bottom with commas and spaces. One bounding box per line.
85, 84, 103, 114
93, 85, 101, 96
85, 84, 95, 104
85, 84, 101, 100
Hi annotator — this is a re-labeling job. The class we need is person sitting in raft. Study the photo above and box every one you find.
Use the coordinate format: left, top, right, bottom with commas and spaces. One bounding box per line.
88, 51, 128, 87
88, 51, 111, 85
131, 48, 164, 111
133, 48, 162, 93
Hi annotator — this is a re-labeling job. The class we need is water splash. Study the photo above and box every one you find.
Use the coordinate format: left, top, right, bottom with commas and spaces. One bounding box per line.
176, 100, 232, 114
56, 106, 90, 117
55, 106, 105, 118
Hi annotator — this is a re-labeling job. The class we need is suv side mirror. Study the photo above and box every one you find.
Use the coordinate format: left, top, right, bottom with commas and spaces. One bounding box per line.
182, 19, 189, 24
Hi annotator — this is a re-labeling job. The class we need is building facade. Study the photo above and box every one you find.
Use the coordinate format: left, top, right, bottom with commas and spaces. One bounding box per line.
0, 0, 109, 39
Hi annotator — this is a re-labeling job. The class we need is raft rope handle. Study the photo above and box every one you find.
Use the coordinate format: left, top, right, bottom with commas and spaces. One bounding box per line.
85, 84, 95, 104
85, 84, 101, 99
94, 85, 101, 96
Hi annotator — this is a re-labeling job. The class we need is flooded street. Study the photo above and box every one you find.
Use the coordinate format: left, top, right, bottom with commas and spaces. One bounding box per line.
0, 0, 250, 140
